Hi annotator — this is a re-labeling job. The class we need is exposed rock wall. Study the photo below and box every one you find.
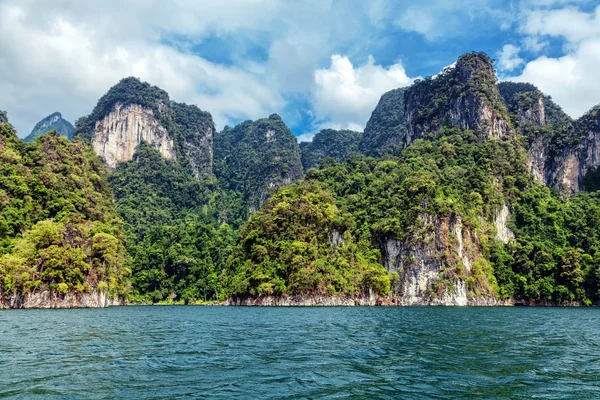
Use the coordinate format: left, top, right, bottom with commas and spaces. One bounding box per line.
0, 290, 124, 309
378, 213, 494, 306
495, 204, 515, 243
91, 103, 175, 169
405, 53, 513, 145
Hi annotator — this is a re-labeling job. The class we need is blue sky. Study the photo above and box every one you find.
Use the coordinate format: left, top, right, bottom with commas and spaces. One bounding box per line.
1, 0, 599, 141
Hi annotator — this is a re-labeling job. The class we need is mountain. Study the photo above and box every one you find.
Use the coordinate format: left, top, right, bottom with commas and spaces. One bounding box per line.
73, 77, 214, 179
226, 51, 600, 306
4, 51, 599, 308
214, 114, 303, 218
360, 88, 407, 157
498, 81, 600, 194
22, 112, 73, 142
300, 129, 362, 171
0, 115, 128, 308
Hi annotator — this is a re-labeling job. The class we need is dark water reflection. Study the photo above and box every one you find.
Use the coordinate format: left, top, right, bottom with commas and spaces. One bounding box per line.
1, 306, 599, 399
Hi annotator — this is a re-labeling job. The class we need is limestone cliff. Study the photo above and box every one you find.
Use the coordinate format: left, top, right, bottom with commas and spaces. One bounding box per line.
498, 81, 600, 194
73, 77, 214, 177
0, 290, 123, 309
378, 213, 496, 306
405, 52, 512, 145
91, 103, 174, 169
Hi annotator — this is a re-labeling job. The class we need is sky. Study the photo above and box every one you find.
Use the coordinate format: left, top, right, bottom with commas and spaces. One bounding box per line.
1, 0, 599, 142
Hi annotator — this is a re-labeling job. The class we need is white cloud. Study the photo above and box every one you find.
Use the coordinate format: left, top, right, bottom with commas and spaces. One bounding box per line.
522, 36, 548, 52
521, 5, 600, 44
295, 132, 317, 143
506, 5, 600, 118
312, 54, 415, 131
0, 0, 388, 137
497, 44, 525, 71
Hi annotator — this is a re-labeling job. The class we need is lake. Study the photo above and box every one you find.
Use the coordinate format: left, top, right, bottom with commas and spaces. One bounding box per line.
1, 306, 599, 399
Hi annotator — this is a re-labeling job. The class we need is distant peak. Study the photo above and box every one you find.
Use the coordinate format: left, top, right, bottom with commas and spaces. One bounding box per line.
268, 114, 282, 121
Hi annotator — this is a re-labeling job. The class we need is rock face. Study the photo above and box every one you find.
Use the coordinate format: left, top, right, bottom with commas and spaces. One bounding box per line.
0, 291, 123, 309
214, 114, 303, 216
23, 112, 73, 142
495, 204, 514, 244
377, 213, 495, 306
91, 103, 175, 169
405, 52, 512, 146
74, 77, 214, 178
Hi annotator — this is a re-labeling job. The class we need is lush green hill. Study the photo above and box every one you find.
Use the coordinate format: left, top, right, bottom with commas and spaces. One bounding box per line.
300, 129, 362, 171
23, 112, 73, 142
0, 119, 128, 302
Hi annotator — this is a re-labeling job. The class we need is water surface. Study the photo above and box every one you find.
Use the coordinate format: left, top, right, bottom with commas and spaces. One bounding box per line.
1, 306, 599, 399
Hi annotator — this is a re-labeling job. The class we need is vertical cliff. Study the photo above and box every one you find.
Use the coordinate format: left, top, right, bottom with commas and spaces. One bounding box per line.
405, 52, 513, 145
378, 213, 496, 305
90, 103, 174, 169
73, 77, 214, 177
498, 81, 600, 195
214, 114, 303, 217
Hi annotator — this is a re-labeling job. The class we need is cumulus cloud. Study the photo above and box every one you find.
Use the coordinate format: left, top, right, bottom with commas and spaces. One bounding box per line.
312, 55, 415, 131
0, 0, 385, 136
506, 5, 600, 118
497, 44, 525, 71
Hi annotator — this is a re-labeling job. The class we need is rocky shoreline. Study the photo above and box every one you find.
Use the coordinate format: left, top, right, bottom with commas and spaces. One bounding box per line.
1, 292, 591, 309
0, 290, 124, 309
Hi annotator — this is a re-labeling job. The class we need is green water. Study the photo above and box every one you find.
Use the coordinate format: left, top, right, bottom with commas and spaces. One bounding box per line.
1, 306, 599, 399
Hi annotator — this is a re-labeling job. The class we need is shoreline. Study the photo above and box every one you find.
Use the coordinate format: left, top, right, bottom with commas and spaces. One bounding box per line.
2, 292, 594, 309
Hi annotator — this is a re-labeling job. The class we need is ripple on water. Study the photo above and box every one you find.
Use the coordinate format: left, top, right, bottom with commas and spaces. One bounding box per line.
1, 306, 600, 399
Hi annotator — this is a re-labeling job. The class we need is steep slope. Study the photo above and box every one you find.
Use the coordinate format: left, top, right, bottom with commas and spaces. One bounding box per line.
0, 117, 128, 308
405, 52, 513, 144
214, 114, 303, 218
300, 129, 362, 171
23, 112, 74, 142
73, 77, 214, 178
225, 51, 600, 306
360, 88, 407, 156
498, 82, 600, 194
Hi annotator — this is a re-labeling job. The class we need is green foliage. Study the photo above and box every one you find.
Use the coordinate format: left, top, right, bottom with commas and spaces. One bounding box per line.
23, 112, 73, 142
108, 141, 237, 303
490, 187, 600, 304
300, 129, 363, 171
497, 81, 577, 156
224, 181, 395, 298
361, 88, 407, 156
214, 114, 303, 222
308, 128, 527, 242
0, 121, 128, 299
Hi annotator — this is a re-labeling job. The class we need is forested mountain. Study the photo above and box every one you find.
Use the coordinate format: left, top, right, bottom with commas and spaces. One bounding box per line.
300, 128, 362, 171
214, 114, 303, 220
3, 51, 599, 307
23, 112, 73, 142
0, 117, 128, 308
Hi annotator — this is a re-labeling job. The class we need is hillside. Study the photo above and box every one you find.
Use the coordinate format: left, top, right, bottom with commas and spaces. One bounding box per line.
0, 117, 128, 308
4, 51, 599, 307
23, 112, 73, 142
